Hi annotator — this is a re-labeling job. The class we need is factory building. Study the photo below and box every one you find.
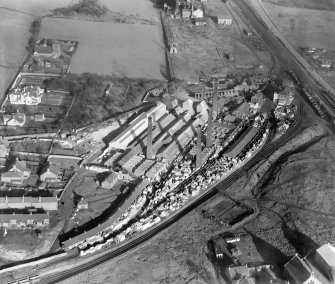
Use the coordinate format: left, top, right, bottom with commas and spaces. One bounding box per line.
109, 103, 167, 150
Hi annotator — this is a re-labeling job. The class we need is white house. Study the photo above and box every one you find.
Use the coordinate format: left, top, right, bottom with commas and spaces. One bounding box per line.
9, 86, 44, 105
192, 8, 204, 18
3, 113, 26, 127
217, 16, 232, 25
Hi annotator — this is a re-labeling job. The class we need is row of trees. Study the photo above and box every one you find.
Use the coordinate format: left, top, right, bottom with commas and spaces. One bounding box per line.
53, 0, 108, 18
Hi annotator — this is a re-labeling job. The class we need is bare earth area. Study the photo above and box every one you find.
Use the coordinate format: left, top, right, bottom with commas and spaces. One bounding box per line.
168, 0, 273, 81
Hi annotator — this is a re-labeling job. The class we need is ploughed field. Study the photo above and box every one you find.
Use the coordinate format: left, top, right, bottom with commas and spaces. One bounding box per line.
39, 17, 165, 80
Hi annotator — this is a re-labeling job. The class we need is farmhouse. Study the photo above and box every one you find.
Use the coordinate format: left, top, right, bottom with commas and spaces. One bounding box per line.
217, 16, 233, 25
0, 212, 49, 229
77, 198, 89, 210
9, 86, 44, 105
33, 43, 60, 59
2, 113, 26, 127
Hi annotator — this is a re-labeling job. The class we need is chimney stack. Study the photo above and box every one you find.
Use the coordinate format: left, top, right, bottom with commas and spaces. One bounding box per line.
213, 77, 218, 118
206, 109, 213, 148
196, 125, 202, 169
146, 116, 153, 159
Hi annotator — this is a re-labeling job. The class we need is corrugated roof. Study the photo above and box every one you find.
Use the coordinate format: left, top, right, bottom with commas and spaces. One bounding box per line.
225, 127, 259, 158
0, 213, 48, 222
284, 255, 311, 283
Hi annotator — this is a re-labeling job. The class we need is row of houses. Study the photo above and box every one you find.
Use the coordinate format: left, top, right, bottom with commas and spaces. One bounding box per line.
0, 212, 49, 228
1, 158, 63, 185
0, 196, 58, 211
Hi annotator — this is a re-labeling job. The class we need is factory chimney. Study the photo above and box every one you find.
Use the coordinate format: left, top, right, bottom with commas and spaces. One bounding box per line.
147, 116, 153, 159
213, 77, 219, 118
206, 109, 213, 148
196, 125, 202, 169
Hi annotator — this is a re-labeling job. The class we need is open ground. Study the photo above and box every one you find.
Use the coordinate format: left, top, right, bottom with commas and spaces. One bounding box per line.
40, 15, 165, 79
167, 0, 273, 81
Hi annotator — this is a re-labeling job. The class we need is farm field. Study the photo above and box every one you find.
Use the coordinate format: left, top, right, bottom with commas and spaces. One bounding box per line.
39, 17, 165, 80
0, 0, 73, 100
262, 3, 335, 50
263, 0, 335, 11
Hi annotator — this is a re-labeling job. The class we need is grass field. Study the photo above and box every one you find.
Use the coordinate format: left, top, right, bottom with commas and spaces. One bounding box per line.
40, 17, 165, 80
263, 3, 335, 49
263, 0, 335, 11
0, 0, 73, 100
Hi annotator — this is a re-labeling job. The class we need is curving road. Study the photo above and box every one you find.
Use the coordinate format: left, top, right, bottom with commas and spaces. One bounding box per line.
35, 104, 303, 284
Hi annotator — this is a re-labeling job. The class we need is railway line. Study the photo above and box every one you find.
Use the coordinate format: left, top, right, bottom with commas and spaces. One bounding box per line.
35, 103, 303, 284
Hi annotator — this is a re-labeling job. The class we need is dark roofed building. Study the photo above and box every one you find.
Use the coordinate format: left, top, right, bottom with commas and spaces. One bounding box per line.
40, 163, 62, 183
284, 255, 322, 284
34, 45, 54, 57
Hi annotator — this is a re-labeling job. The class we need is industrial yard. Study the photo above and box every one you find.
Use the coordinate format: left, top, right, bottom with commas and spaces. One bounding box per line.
0, 0, 335, 284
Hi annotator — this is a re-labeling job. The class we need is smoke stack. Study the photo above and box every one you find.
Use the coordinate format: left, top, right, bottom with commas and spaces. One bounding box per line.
213, 78, 218, 118
147, 116, 153, 159
196, 125, 202, 169
206, 109, 213, 148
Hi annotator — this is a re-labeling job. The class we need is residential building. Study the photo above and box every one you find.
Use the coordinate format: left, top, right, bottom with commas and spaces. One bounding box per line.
192, 8, 204, 18
2, 113, 26, 127
0, 196, 58, 211
217, 16, 233, 25
33, 43, 60, 58
40, 163, 62, 183
1, 159, 31, 184
284, 255, 322, 284
0, 139, 10, 159
182, 8, 191, 18
34, 113, 45, 121
9, 86, 44, 105
194, 18, 207, 26
273, 87, 294, 106
77, 198, 89, 210
0, 212, 49, 228
100, 172, 119, 189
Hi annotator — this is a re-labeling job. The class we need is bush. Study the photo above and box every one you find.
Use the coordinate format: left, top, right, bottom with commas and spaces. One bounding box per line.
53, 0, 108, 18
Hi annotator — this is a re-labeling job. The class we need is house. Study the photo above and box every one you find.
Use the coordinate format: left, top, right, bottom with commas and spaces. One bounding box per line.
40, 163, 62, 183
284, 255, 322, 284
229, 265, 251, 280
321, 59, 332, 68
168, 43, 178, 54
217, 16, 233, 25
273, 87, 294, 106
33, 43, 60, 59
100, 172, 119, 189
77, 198, 89, 210
192, 8, 204, 18
182, 8, 191, 18
34, 113, 45, 121
1, 159, 31, 184
2, 113, 26, 127
194, 18, 207, 26
0, 139, 10, 159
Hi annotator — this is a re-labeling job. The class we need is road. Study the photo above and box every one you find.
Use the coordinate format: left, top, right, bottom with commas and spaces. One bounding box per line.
233, 0, 335, 119
35, 103, 303, 284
